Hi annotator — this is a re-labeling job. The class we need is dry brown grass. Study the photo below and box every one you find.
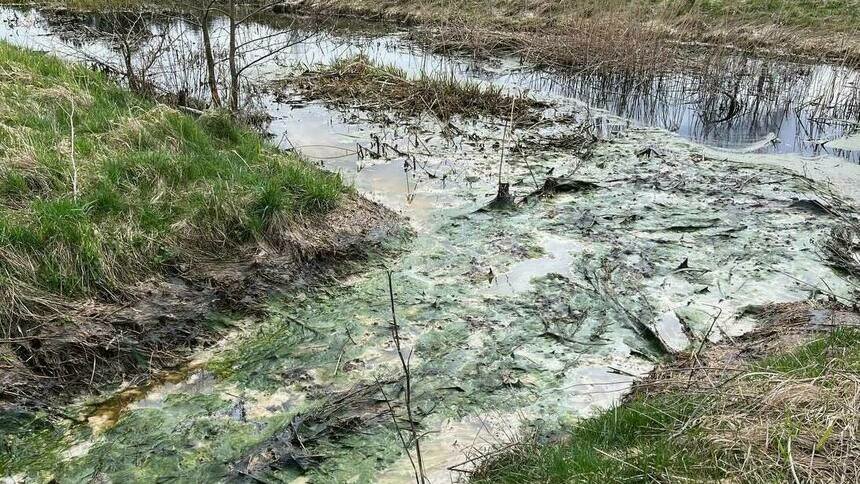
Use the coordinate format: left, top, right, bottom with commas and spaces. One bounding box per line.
696, 368, 860, 481
297, 0, 860, 67
826, 223, 860, 279
639, 301, 860, 482
284, 55, 547, 125
417, 15, 679, 74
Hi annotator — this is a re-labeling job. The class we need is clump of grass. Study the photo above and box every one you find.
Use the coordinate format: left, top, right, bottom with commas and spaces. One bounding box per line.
0, 42, 345, 325
423, 14, 678, 74
472, 326, 860, 483
472, 396, 728, 483
287, 55, 546, 124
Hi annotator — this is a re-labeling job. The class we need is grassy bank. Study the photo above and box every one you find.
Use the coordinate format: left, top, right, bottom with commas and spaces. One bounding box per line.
472, 303, 860, 482
0, 41, 359, 406
300, 0, 860, 67
4, 1, 858, 68
15, 0, 858, 33
307, 0, 859, 33
0, 41, 343, 322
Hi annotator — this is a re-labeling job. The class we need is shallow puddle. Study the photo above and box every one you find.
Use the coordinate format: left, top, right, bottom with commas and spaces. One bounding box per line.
492, 235, 581, 295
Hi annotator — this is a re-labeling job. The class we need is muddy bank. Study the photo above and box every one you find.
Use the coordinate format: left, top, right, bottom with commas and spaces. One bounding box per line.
0, 34, 408, 412
1, 193, 402, 410
642, 301, 860, 395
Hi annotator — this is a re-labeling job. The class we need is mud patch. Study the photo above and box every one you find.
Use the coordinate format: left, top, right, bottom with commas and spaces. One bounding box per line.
1, 195, 402, 410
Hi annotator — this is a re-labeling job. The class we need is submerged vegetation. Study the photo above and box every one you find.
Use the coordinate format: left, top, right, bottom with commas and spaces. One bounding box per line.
472, 304, 860, 483
285, 55, 545, 123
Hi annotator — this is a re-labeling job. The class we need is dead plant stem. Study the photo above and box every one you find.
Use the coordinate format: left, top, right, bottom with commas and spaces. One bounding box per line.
497, 96, 516, 187
387, 271, 426, 483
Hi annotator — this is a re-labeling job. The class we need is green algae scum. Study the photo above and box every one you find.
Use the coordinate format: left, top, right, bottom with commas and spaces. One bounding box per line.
2, 2, 860, 483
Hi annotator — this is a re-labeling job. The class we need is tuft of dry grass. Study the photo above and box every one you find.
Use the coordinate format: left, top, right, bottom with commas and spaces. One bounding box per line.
825, 223, 860, 278
283, 55, 548, 125
418, 15, 679, 75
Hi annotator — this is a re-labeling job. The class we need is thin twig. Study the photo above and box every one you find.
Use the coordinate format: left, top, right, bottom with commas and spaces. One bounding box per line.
376, 376, 420, 483
497, 96, 516, 187
387, 271, 426, 483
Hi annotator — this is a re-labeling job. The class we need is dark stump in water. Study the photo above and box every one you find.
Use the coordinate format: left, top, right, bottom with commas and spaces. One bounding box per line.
484, 182, 516, 211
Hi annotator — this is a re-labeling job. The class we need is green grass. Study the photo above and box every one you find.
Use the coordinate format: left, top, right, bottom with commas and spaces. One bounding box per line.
472, 328, 860, 483
0, 42, 345, 322
755, 328, 860, 378
693, 0, 860, 29
471, 395, 730, 483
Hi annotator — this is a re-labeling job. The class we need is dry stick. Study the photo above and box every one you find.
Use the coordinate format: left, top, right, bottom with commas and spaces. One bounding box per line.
788, 436, 801, 484
687, 307, 723, 387
333, 341, 347, 378
519, 145, 541, 191
497, 96, 516, 187
89, 356, 96, 387
376, 376, 420, 483
387, 271, 426, 484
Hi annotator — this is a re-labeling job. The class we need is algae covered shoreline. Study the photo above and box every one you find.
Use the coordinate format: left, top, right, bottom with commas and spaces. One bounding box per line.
1, 2, 859, 483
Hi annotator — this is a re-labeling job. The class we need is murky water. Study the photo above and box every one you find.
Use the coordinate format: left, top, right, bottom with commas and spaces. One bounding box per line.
2, 7, 859, 161
1, 6, 858, 483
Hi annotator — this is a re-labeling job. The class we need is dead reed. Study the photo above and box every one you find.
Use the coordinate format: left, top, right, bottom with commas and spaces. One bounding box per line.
284, 55, 547, 124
